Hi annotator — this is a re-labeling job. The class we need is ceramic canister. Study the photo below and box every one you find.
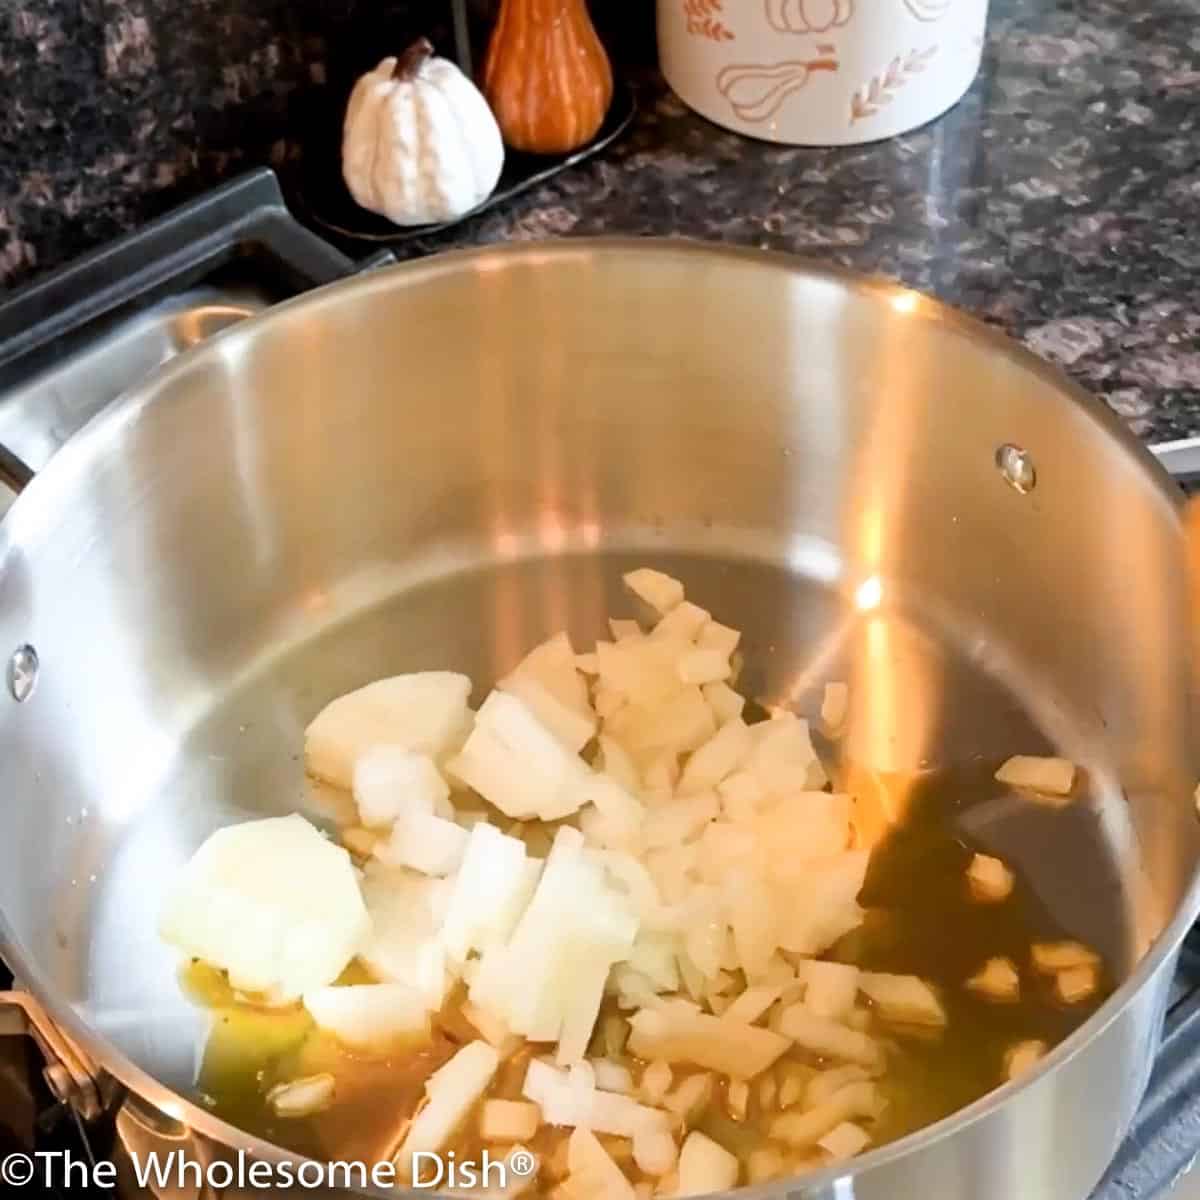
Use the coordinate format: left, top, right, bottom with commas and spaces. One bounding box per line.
657, 0, 989, 145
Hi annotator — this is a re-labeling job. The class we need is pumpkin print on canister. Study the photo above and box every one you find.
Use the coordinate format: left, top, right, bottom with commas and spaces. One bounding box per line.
765, 0, 854, 34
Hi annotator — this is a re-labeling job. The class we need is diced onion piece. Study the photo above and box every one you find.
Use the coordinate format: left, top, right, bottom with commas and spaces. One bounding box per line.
677, 720, 752, 796
664, 1072, 714, 1123
440, 823, 539, 964
795, 960, 859, 1021
642, 1060, 674, 1105
448, 691, 592, 821
461, 1000, 522, 1055
524, 1060, 667, 1137
1031, 941, 1100, 973
818, 1121, 871, 1161
397, 1041, 501, 1175
567, 1126, 636, 1200
966, 853, 1014, 902
726, 1079, 749, 1121
677, 1131, 739, 1196
624, 569, 685, 615
858, 972, 947, 1028
643, 793, 720, 850
994, 754, 1076, 797
703, 682, 745, 726
633, 1124, 679, 1177
966, 957, 1020, 1003
353, 745, 450, 829
770, 1081, 884, 1149
720, 984, 783, 1027
774, 851, 869, 958
480, 1099, 541, 1142
1005, 1039, 1047, 1080
717, 770, 764, 821
628, 1006, 790, 1079
359, 866, 451, 1010
375, 811, 469, 877
758, 1072, 778, 1111
678, 649, 731, 686
821, 682, 849, 733
159, 814, 370, 1002
577, 652, 600, 675
304, 983, 430, 1050
267, 1074, 335, 1118
804, 1065, 871, 1109
610, 619, 643, 643
599, 737, 641, 794
608, 688, 717, 759
593, 1060, 635, 1095
472, 829, 637, 1062
743, 713, 826, 798
305, 672, 472, 788
777, 1005, 883, 1069
652, 602, 711, 645
1055, 964, 1099, 1004
500, 633, 597, 753
697, 621, 741, 660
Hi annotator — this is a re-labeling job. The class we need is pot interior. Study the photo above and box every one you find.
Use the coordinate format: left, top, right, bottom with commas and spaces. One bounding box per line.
0, 242, 1195, 1152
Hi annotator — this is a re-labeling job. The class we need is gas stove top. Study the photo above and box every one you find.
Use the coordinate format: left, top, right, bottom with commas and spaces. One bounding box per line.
0, 171, 1197, 1200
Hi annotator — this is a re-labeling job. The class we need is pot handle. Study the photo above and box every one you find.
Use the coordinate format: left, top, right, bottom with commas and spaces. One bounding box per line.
1150, 438, 1200, 484
0, 167, 394, 495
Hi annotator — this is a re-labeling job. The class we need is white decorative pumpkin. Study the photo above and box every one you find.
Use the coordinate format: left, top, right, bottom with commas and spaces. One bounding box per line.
342, 39, 504, 227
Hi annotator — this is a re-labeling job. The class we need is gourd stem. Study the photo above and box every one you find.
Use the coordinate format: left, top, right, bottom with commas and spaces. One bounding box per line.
394, 37, 435, 81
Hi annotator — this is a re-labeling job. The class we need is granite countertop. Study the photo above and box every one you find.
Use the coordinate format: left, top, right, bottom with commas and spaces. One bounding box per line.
1, 0, 1197, 442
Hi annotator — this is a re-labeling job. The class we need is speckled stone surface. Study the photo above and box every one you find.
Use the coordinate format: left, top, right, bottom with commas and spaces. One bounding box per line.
1, 0, 1198, 441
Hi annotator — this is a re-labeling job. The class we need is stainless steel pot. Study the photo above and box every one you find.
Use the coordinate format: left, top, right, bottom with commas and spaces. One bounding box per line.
0, 240, 1197, 1199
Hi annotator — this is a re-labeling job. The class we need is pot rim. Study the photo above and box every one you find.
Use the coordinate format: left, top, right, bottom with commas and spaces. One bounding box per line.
2, 237, 1196, 1195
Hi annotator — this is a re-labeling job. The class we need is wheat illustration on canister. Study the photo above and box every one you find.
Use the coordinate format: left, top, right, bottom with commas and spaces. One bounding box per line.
683, 0, 735, 41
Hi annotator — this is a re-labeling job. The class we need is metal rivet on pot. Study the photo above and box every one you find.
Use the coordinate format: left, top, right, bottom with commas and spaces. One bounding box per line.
7, 644, 39, 702
996, 444, 1036, 494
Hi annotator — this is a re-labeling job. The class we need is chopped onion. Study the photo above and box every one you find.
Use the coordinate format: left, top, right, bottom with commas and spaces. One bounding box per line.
770, 1081, 883, 1149
396, 1042, 501, 1177
592, 1060, 635, 1095
676, 1131, 739, 1196
305, 672, 472, 788
994, 754, 1076, 797
677, 719, 752, 796
966, 853, 1014, 902
697, 620, 741, 660
726, 1078, 749, 1121
267, 1073, 335, 1118
702, 682, 745, 726
624, 568, 684, 616
678, 649, 731, 685
642, 1060, 673, 1104
304, 982, 430, 1050
1055, 964, 1099, 1004
777, 1005, 883, 1069
818, 1120, 871, 1161
352, 745, 450, 829
566, 1126, 636, 1200
633, 1123, 678, 1176
720, 984, 783, 1027
966, 957, 1020, 1003
664, 1072, 714, 1123
804, 1064, 872, 1109
1030, 941, 1100, 973
858, 973, 947, 1028
500, 632, 596, 753
375, 811, 469, 877
479, 1099, 540, 1142
795, 960, 859, 1021
628, 1006, 790, 1079
1004, 1039, 1047, 1080
159, 814, 370, 1002
448, 691, 592, 822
